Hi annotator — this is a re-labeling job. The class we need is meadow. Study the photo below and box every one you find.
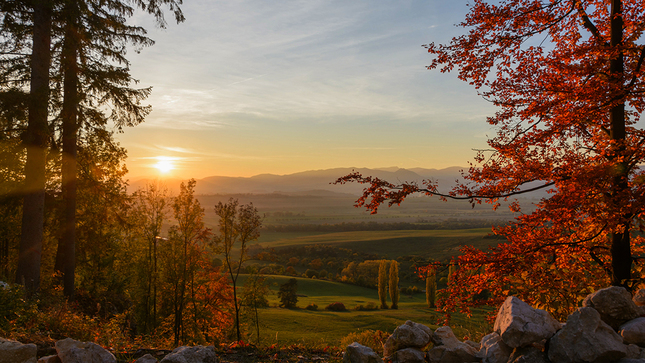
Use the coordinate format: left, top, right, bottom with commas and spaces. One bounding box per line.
198, 192, 513, 346
236, 275, 492, 347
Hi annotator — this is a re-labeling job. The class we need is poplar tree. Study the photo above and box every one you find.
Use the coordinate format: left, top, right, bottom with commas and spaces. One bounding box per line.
389, 260, 399, 309
377, 259, 389, 309
213, 198, 262, 342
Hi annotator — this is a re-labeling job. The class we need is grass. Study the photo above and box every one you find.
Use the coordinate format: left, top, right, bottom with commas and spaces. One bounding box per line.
236, 276, 492, 347
253, 228, 499, 260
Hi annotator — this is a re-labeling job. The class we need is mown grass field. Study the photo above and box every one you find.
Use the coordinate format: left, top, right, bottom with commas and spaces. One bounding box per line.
236, 276, 493, 347
254, 228, 502, 260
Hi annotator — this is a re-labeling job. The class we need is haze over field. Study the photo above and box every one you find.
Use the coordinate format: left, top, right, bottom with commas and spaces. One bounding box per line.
127, 166, 467, 195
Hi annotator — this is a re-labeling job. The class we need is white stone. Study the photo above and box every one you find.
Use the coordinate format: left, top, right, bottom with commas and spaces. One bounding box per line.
478, 332, 511, 363
134, 354, 158, 363
343, 343, 383, 363
507, 346, 549, 363
493, 296, 560, 348
621, 317, 645, 347
382, 320, 432, 357
389, 348, 425, 363
427, 326, 478, 363
548, 307, 627, 363
159, 346, 217, 363
0, 338, 37, 363
583, 286, 639, 330
37, 355, 61, 363
55, 338, 116, 363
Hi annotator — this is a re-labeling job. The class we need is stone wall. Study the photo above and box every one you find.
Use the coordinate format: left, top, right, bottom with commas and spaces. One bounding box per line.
344, 286, 645, 363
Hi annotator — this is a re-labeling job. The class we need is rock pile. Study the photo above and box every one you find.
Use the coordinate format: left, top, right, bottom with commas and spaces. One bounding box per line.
0, 337, 216, 363
344, 286, 645, 363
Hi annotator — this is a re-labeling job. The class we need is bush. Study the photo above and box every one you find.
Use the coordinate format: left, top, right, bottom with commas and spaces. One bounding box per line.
353, 302, 379, 311
305, 303, 318, 311
325, 302, 346, 311
340, 329, 389, 354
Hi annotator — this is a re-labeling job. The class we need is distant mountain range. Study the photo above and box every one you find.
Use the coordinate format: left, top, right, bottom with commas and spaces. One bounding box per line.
127, 166, 468, 195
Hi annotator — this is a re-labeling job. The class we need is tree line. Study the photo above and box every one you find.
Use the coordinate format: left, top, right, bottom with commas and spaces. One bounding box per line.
263, 219, 510, 233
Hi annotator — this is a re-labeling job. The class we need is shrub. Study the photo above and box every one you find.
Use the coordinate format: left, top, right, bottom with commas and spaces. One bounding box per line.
340, 329, 389, 354
325, 302, 346, 311
353, 302, 379, 311
305, 303, 318, 311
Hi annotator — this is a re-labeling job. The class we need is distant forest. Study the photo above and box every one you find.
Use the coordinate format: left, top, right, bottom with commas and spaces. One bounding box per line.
263, 219, 509, 233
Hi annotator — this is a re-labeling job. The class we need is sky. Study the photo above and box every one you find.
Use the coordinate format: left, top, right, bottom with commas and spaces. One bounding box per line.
117, 0, 498, 179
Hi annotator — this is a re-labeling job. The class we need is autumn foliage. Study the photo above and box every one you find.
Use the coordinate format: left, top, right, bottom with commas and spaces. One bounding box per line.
336, 0, 645, 319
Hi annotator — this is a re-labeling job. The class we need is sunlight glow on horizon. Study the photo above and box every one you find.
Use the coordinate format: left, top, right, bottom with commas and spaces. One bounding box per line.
152, 156, 176, 174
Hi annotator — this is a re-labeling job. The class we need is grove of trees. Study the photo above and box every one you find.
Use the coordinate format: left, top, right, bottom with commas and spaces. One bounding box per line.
0, 0, 242, 346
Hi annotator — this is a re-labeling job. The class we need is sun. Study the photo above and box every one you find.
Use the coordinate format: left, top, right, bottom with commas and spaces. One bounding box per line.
153, 157, 175, 174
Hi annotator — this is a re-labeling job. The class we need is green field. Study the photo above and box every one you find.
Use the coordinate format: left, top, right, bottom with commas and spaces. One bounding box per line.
236, 275, 492, 347
253, 228, 501, 260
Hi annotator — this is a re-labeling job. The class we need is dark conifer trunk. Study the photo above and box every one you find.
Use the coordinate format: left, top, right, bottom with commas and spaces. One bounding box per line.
16, 0, 53, 295
55, 5, 80, 298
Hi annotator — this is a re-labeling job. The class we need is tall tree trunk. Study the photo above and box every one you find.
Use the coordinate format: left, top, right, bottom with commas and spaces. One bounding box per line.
55, 10, 79, 298
608, 0, 632, 287
16, 0, 53, 295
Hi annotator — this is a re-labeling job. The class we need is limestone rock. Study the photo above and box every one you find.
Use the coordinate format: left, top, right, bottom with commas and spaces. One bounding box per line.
547, 307, 627, 363
493, 296, 560, 348
427, 326, 478, 363
582, 286, 639, 330
627, 344, 642, 359
431, 326, 461, 348
507, 346, 549, 363
55, 338, 116, 363
621, 318, 645, 347
389, 348, 425, 363
343, 343, 383, 363
634, 290, 645, 307
159, 346, 217, 363
477, 332, 511, 363
0, 338, 37, 363
37, 356, 61, 363
134, 354, 158, 363
382, 320, 432, 357
464, 339, 480, 350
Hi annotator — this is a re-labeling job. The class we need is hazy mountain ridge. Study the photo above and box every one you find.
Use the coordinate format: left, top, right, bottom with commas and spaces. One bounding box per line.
127, 166, 466, 195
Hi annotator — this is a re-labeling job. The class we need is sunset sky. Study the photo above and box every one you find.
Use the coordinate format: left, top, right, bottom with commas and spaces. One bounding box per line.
118, 0, 496, 179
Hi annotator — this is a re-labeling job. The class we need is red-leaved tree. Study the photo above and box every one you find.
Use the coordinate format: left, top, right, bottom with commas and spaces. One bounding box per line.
336, 0, 645, 320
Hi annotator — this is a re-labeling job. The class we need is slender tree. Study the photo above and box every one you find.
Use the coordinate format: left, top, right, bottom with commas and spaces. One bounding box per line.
213, 198, 262, 342
389, 260, 399, 309
377, 259, 389, 309
165, 179, 210, 345
131, 181, 168, 333
241, 272, 269, 345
